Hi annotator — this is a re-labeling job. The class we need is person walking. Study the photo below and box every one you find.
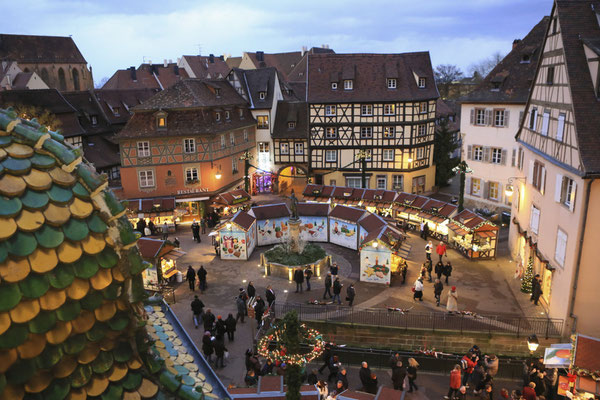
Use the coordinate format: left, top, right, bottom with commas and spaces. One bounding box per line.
201, 217, 207, 234
247, 281, 256, 299
197, 266, 207, 293
191, 295, 205, 328
214, 241, 220, 256
266, 286, 276, 307
359, 362, 372, 392
213, 337, 227, 369
413, 277, 424, 301
191, 219, 201, 243
434, 279, 444, 306
294, 268, 304, 293
225, 313, 236, 341
531, 275, 543, 306
330, 263, 339, 277
305, 267, 313, 291
461, 352, 477, 387
323, 273, 333, 299
425, 240, 433, 262
332, 277, 343, 305
202, 308, 216, 333
202, 331, 214, 362
400, 260, 408, 284
426, 259, 433, 282
337, 369, 349, 391
392, 360, 407, 391
443, 261, 453, 284
327, 355, 341, 383
162, 221, 169, 240
148, 219, 155, 235
445, 365, 462, 399
436, 241, 447, 263
215, 315, 227, 340
447, 286, 459, 312
407, 358, 419, 392
435, 261, 444, 280
186, 265, 196, 291
346, 283, 355, 306
254, 296, 265, 327
420, 221, 426, 239
318, 344, 332, 374
236, 294, 246, 323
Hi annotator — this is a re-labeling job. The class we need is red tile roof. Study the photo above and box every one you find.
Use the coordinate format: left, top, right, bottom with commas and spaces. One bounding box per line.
102, 63, 189, 91
214, 189, 251, 206
181, 55, 230, 79
329, 205, 365, 223
358, 213, 387, 233
251, 203, 290, 220
137, 238, 165, 259
297, 202, 329, 216
574, 334, 600, 373
0, 33, 87, 64
231, 211, 256, 231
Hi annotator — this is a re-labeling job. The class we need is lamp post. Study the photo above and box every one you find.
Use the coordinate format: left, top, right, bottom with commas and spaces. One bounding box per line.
504, 177, 526, 198
240, 151, 253, 193
452, 161, 473, 212
357, 149, 369, 189
527, 334, 540, 354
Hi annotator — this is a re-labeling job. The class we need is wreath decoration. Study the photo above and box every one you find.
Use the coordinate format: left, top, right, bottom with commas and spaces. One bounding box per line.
257, 323, 325, 366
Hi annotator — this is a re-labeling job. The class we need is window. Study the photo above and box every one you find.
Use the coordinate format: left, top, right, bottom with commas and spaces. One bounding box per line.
244, 129, 248, 142
325, 127, 337, 139
329, 180, 337, 186
185, 168, 198, 182
360, 127, 372, 138
383, 126, 395, 138
90, 115, 98, 126
491, 148, 502, 164
220, 135, 226, 148
529, 107, 538, 130
393, 175, 403, 191
531, 160, 546, 193
184, 138, 195, 153
280, 143, 289, 154
556, 113, 565, 142
344, 80, 353, 90
418, 124, 426, 136
383, 149, 394, 161
138, 170, 154, 188
555, 228, 567, 267
552, 18, 558, 34
546, 66, 555, 85
471, 178, 482, 196
65, 136, 82, 148
387, 78, 397, 89
530, 205, 540, 234
157, 115, 166, 129
294, 143, 304, 154
257, 115, 269, 129
494, 109, 506, 127
230, 132, 235, 146
364, 150, 372, 161
416, 147, 424, 160
346, 177, 367, 188
258, 142, 269, 153
384, 104, 395, 115
361, 105, 373, 116
521, 54, 531, 64
215, 88, 221, 97
419, 102, 428, 114
418, 77, 426, 88
325, 150, 337, 162
376, 176, 387, 190
518, 147, 524, 170
541, 111, 550, 136
331, 82, 337, 90
58, 68, 66, 91
325, 105, 336, 116
239, 108, 244, 118
489, 181, 499, 200
259, 91, 266, 100
475, 108, 486, 125
232, 157, 238, 173
473, 145, 483, 161
113, 107, 120, 117
137, 141, 150, 158
225, 111, 230, 120
556, 175, 576, 211
215, 112, 221, 122
288, 122, 296, 129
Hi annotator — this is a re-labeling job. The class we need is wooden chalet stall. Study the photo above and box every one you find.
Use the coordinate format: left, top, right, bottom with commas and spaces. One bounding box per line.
328, 205, 365, 250
418, 199, 458, 242
128, 197, 177, 234
361, 189, 397, 218
570, 334, 600, 398
393, 193, 430, 230
447, 210, 498, 260
249, 203, 291, 246
302, 184, 335, 203
137, 237, 186, 286
330, 186, 364, 207
359, 223, 405, 285
215, 210, 257, 260
297, 202, 330, 242
211, 189, 252, 218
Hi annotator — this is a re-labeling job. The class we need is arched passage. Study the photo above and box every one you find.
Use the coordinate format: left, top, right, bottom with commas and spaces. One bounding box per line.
276, 164, 308, 195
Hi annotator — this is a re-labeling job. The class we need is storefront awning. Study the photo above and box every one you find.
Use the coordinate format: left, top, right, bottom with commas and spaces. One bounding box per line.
448, 222, 469, 236
476, 231, 496, 238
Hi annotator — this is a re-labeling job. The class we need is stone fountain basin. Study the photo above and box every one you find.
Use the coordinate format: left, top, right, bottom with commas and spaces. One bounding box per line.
260, 253, 329, 281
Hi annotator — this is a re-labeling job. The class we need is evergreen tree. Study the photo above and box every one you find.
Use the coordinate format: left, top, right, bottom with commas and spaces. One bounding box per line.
434, 118, 460, 187
521, 256, 534, 293
282, 311, 302, 400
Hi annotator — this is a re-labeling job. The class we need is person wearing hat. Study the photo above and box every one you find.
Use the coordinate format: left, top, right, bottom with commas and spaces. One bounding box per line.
447, 286, 459, 312
215, 315, 227, 340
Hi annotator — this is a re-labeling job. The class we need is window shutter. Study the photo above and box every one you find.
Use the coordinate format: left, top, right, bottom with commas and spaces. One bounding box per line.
498, 183, 502, 202
470, 109, 475, 125
541, 167, 546, 195
483, 181, 490, 199
501, 149, 507, 165
511, 149, 516, 167
504, 110, 510, 127
485, 109, 492, 126
519, 111, 524, 126
569, 181, 577, 212
555, 174, 563, 202
467, 145, 473, 160
466, 177, 472, 195
483, 147, 491, 163
528, 161, 534, 184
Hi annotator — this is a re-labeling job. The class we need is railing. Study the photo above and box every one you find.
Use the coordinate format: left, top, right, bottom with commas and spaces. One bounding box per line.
273, 303, 563, 338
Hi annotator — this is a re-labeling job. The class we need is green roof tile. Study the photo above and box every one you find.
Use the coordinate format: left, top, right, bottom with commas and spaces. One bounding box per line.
0, 242, 7, 264
159, 370, 181, 393
87, 213, 108, 234
55, 300, 81, 322
96, 247, 118, 269
102, 282, 122, 301
0, 136, 12, 147
0, 324, 29, 349
76, 164, 105, 193
121, 371, 142, 391
70, 364, 92, 388
79, 290, 103, 311
113, 341, 133, 363
0, 283, 22, 312
5, 358, 36, 385
62, 334, 86, 355
47, 263, 75, 289
127, 249, 146, 275
42, 139, 76, 167
35, 224, 65, 249
8, 231, 37, 257
28, 310, 57, 334
85, 322, 107, 343
19, 273, 50, 298
34, 344, 63, 369
1, 156, 31, 175
21, 189, 49, 210
101, 383, 123, 400
91, 350, 114, 374
72, 255, 99, 279
29, 153, 56, 169
104, 192, 126, 216
47, 184, 73, 204
177, 384, 203, 400
63, 218, 89, 242
72, 182, 90, 199
0, 196, 22, 217
41, 378, 70, 400
107, 311, 129, 331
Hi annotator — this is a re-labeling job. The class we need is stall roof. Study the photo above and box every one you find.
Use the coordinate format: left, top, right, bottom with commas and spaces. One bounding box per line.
337, 389, 376, 400
298, 202, 330, 216
421, 199, 445, 213
410, 196, 429, 209
332, 187, 364, 200
574, 334, 600, 375
302, 184, 322, 197
329, 205, 365, 223
213, 189, 251, 206
138, 238, 166, 258
454, 209, 487, 229
359, 213, 387, 233
361, 226, 403, 250
447, 222, 469, 236
250, 203, 290, 220
130, 197, 176, 213
438, 203, 458, 217
227, 210, 256, 231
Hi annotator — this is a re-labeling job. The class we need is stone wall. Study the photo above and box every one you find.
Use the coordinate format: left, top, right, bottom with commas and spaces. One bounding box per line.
307, 321, 561, 357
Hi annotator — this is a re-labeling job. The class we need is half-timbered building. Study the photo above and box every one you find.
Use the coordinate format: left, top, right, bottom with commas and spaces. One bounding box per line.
306, 53, 438, 193
509, 0, 600, 337
117, 78, 256, 221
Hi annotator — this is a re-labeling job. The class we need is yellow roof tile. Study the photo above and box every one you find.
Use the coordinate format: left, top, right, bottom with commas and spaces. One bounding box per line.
81, 233, 106, 255
0, 312, 10, 335
94, 301, 116, 322
0, 348, 17, 373
24, 368, 52, 394
137, 379, 158, 399
0, 174, 26, 197
53, 355, 78, 378
43, 203, 71, 226
1, 384, 24, 400
71, 310, 95, 334
0, 257, 30, 283
66, 278, 90, 300
56, 240, 82, 264
9, 298, 40, 324
0, 217, 17, 240
123, 391, 142, 400
48, 166, 76, 186
77, 342, 100, 365
107, 363, 128, 382
28, 247, 58, 273
15, 209, 45, 232
112, 266, 125, 283
69, 197, 93, 219
22, 169, 52, 191
66, 387, 87, 400
115, 299, 128, 311
127, 356, 143, 370
99, 337, 116, 351
5, 143, 34, 159
0, 148, 7, 161
16, 332, 46, 359
39, 289, 66, 311
45, 320, 72, 345
89, 267, 112, 291
85, 376, 109, 397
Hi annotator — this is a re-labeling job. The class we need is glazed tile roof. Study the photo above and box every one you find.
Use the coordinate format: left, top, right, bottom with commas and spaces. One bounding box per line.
0, 34, 87, 64
0, 108, 209, 399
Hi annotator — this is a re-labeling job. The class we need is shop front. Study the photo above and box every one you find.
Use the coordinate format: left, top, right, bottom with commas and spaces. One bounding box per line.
328, 205, 366, 250
359, 226, 405, 285
249, 204, 291, 246
137, 237, 187, 288
211, 189, 253, 219
252, 172, 274, 194
569, 334, 600, 399
128, 197, 177, 235
214, 210, 257, 261
175, 194, 210, 223
297, 202, 330, 242
448, 210, 498, 260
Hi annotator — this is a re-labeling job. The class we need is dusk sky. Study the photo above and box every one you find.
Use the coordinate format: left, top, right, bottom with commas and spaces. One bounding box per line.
4, 0, 550, 85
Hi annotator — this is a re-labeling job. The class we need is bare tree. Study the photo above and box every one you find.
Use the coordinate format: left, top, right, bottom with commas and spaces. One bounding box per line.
468, 52, 505, 81
434, 64, 464, 99
94, 76, 109, 89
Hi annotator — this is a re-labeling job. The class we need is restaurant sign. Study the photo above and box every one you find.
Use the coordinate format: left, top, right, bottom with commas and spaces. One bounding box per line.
177, 188, 210, 195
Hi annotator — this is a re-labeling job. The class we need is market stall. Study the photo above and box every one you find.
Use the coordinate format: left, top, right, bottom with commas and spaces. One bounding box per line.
358, 213, 387, 244
215, 210, 257, 260
211, 189, 252, 218
418, 199, 458, 242
137, 237, 187, 287
331, 187, 364, 207
302, 184, 335, 203
297, 202, 330, 242
359, 226, 405, 285
128, 197, 177, 234
249, 203, 291, 246
328, 205, 365, 250
568, 334, 600, 398
361, 189, 397, 218
448, 210, 499, 260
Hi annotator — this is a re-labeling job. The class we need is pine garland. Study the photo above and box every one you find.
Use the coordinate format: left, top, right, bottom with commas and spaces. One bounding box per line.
521, 256, 534, 293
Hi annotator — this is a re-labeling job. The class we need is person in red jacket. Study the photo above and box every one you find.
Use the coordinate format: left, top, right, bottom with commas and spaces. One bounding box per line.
436, 241, 447, 263
445, 365, 462, 399
461, 353, 478, 386
522, 382, 537, 400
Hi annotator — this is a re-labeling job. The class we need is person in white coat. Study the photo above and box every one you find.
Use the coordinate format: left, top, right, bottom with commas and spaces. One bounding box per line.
446, 286, 459, 312
413, 277, 424, 301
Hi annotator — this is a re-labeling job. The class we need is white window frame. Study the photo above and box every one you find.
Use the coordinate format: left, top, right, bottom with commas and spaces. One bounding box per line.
491, 148, 502, 164
376, 176, 387, 190
232, 157, 238, 173
325, 105, 336, 116
259, 91, 266, 100
554, 228, 567, 268
383, 126, 395, 138
258, 142, 269, 153
325, 127, 337, 139
280, 143, 289, 155
556, 175, 576, 211
387, 78, 397, 89
556, 113, 565, 142
418, 77, 426, 88
383, 149, 394, 161
185, 167, 198, 182
184, 138, 195, 154
541, 111, 550, 136
393, 175, 403, 191
225, 111, 230, 120
530, 205, 540, 234
230, 132, 235, 146
471, 178, 482, 197
361, 104, 373, 116
473, 146, 483, 161
325, 150, 337, 162
475, 109, 486, 125
288, 122, 296, 129
294, 142, 304, 155
416, 147, 424, 160
331, 82, 338, 90
137, 141, 150, 158
494, 109, 505, 127
215, 112, 221, 122
384, 104, 395, 116
344, 80, 353, 90
489, 181, 499, 200
418, 124, 426, 136
220, 135, 226, 148
360, 126, 373, 138
138, 170, 154, 188
530, 107, 538, 130
364, 150, 372, 161
346, 177, 367, 188
257, 115, 269, 129
419, 102, 428, 114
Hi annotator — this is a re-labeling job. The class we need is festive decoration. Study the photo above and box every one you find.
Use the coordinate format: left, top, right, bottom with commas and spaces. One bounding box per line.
521, 255, 534, 293
385, 306, 413, 314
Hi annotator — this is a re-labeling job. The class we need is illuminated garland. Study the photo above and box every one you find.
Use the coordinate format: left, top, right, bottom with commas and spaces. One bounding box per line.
257, 323, 325, 366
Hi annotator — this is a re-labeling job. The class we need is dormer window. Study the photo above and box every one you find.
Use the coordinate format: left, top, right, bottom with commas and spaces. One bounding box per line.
90, 115, 98, 126
225, 111, 230, 120
288, 122, 296, 129
156, 114, 167, 130
491, 82, 501, 92
215, 112, 221, 122
387, 78, 397, 89
521, 54, 531, 64
239, 108, 244, 118
259, 91, 266, 100
215, 88, 221, 97
331, 82, 338, 90
344, 80, 353, 90
113, 107, 120, 117
418, 77, 426, 88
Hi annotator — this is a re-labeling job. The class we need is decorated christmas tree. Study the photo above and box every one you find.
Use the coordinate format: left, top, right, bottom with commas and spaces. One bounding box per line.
521, 256, 534, 293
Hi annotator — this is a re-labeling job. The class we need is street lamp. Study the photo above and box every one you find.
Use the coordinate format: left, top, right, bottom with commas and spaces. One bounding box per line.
372, 242, 378, 248
452, 161, 473, 212
527, 334, 540, 354
357, 149, 370, 189
504, 177, 525, 198
240, 151, 253, 193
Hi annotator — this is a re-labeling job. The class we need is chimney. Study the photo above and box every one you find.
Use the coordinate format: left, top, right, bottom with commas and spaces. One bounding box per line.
209, 54, 215, 63
129, 66, 137, 82
301, 46, 307, 56
163, 59, 168, 68
219, 55, 224, 61
168, 59, 172, 64
256, 51, 264, 62
512, 39, 521, 50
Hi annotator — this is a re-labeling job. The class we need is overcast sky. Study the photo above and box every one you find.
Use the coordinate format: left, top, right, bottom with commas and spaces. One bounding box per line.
4, 0, 550, 85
